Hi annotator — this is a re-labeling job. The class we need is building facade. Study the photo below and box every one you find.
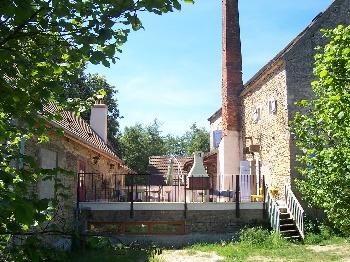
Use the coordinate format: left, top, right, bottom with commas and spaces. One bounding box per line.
209, 0, 350, 196
24, 102, 131, 230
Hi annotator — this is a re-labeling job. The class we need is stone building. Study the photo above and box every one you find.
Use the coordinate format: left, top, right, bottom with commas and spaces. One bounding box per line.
24, 101, 131, 227
209, 0, 350, 196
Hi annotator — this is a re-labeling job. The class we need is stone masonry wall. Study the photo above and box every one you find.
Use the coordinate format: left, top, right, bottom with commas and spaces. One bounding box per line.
241, 61, 290, 193
284, 0, 350, 185
84, 209, 264, 234
25, 134, 127, 229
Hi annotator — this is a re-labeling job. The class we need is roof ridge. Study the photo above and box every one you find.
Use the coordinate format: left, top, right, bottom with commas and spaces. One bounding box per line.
43, 102, 122, 163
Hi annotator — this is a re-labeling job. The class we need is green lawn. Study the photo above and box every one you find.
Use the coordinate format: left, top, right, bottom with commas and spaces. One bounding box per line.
62, 228, 350, 262
64, 237, 350, 262
183, 237, 350, 262
66, 249, 154, 262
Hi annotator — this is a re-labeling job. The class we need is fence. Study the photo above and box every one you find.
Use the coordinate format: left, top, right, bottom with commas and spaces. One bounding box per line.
266, 188, 280, 233
77, 173, 263, 204
284, 185, 304, 239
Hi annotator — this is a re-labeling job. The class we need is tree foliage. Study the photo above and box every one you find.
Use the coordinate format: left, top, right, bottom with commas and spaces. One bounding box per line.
119, 121, 209, 173
0, 0, 193, 260
119, 120, 166, 173
182, 123, 210, 155
63, 70, 121, 151
292, 25, 350, 235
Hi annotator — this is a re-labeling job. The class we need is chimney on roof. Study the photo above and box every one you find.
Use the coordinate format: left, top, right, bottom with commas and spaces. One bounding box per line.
222, 0, 243, 132
90, 99, 108, 143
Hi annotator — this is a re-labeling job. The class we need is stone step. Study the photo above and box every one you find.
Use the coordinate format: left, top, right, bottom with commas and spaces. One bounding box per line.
279, 207, 288, 213
280, 229, 300, 237
280, 218, 294, 226
279, 212, 291, 219
284, 235, 302, 241
280, 217, 294, 223
280, 223, 297, 230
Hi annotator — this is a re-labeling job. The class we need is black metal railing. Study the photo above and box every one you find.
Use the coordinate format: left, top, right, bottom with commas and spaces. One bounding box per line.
77, 173, 263, 204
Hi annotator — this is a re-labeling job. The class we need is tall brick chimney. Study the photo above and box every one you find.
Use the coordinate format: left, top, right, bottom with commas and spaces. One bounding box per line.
218, 0, 243, 190
222, 0, 243, 132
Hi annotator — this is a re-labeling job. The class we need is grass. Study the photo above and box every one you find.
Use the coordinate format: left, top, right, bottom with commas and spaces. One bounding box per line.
66, 249, 149, 262
188, 240, 348, 261
184, 230, 350, 262
61, 228, 350, 262
63, 237, 350, 262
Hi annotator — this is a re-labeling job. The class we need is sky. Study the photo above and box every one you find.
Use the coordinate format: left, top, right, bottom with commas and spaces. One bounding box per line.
87, 0, 333, 136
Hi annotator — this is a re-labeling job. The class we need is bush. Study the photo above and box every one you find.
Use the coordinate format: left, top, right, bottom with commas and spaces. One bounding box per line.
86, 236, 114, 251
239, 227, 286, 248
304, 219, 336, 244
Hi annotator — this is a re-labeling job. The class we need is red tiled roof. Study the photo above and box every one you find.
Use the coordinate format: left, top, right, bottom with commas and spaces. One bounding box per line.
43, 103, 123, 163
147, 156, 193, 176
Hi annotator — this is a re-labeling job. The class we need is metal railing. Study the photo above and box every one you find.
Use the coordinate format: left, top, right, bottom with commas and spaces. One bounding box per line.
266, 187, 280, 233
77, 173, 262, 204
284, 185, 304, 239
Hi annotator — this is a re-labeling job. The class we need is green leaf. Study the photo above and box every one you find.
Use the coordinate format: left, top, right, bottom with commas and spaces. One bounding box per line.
320, 69, 328, 77
338, 111, 345, 119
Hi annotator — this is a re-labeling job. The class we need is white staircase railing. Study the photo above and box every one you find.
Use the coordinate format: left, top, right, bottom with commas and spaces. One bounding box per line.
266, 188, 280, 233
284, 185, 304, 239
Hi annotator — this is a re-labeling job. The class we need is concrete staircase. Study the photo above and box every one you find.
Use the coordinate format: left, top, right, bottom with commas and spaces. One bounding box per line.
278, 204, 302, 240
267, 185, 304, 240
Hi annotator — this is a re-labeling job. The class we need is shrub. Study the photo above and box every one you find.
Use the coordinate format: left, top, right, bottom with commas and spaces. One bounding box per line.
304, 220, 337, 244
239, 227, 286, 248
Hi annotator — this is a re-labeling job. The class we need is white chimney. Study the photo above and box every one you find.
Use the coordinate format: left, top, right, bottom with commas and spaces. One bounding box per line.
90, 100, 108, 142
188, 152, 209, 178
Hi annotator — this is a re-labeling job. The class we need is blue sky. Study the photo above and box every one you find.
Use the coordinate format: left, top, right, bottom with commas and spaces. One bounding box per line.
88, 0, 333, 136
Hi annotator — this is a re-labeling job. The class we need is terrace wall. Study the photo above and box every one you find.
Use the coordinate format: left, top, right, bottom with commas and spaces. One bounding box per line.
80, 203, 264, 234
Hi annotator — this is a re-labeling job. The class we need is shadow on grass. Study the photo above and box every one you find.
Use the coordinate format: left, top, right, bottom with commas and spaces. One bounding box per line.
64, 237, 163, 262
66, 249, 158, 262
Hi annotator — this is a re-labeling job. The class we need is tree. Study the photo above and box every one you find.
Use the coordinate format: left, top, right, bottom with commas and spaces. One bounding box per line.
119, 120, 166, 173
0, 0, 193, 259
164, 134, 187, 156
63, 70, 121, 152
292, 25, 350, 235
182, 123, 210, 155
119, 121, 210, 173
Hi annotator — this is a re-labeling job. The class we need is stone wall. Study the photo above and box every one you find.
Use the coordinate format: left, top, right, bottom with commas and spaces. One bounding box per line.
284, 0, 350, 185
83, 209, 264, 234
25, 133, 128, 229
241, 61, 290, 193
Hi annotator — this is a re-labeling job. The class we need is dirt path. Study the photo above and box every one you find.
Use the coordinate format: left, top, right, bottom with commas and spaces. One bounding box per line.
156, 250, 224, 262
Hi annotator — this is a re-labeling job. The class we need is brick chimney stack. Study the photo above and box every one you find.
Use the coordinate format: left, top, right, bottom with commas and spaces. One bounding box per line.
216, 0, 243, 190
222, 0, 243, 133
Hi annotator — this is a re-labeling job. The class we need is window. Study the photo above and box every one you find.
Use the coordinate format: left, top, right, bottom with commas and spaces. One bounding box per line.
253, 107, 261, 123
38, 148, 57, 199
213, 130, 223, 149
269, 97, 277, 114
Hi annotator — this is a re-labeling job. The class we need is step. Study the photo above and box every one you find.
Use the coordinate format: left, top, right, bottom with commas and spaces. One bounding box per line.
279, 212, 291, 219
280, 229, 300, 237
279, 207, 288, 213
284, 235, 302, 241
280, 217, 293, 223
280, 217, 294, 223
280, 223, 297, 230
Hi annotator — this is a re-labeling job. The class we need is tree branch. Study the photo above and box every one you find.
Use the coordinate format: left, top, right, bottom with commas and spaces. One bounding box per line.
0, 3, 49, 47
